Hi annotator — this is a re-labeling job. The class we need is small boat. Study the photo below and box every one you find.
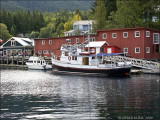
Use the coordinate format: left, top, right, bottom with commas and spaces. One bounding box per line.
26, 56, 52, 70
51, 41, 132, 75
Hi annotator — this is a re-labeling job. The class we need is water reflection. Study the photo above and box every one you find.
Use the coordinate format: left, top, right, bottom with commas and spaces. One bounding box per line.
1, 69, 160, 119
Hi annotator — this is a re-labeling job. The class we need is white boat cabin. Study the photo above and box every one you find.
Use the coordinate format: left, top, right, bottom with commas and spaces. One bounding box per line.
59, 41, 120, 66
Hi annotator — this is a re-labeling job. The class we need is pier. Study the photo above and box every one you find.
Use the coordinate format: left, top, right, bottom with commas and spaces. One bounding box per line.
0, 56, 52, 65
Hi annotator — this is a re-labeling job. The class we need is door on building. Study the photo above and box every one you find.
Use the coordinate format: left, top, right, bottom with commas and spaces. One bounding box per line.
107, 48, 112, 53
83, 57, 89, 65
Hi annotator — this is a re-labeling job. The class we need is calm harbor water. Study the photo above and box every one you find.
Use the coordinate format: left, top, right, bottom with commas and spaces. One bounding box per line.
0, 68, 160, 120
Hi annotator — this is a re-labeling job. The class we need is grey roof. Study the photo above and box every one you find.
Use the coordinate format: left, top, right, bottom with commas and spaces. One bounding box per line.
73, 20, 94, 25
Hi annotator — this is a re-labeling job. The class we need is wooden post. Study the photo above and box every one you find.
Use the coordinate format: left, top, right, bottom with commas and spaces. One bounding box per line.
22, 56, 24, 65
12, 56, 14, 64
7, 56, 8, 64
17, 55, 19, 65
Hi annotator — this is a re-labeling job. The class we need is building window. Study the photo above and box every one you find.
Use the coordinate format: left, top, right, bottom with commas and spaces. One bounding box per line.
43, 50, 49, 54
50, 50, 53, 54
11, 41, 16, 46
17, 49, 22, 55
146, 47, 150, 53
146, 31, 150, 37
123, 48, 128, 53
92, 37, 95, 41
135, 47, 140, 53
42, 40, 45, 45
112, 33, 117, 38
76, 38, 79, 43
49, 40, 52, 44
153, 33, 159, 44
123, 32, 128, 38
102, 33, 107, 39
66, 39, 71, 43
155, 45, 160, 53
135, 31, 140, 37
38, 51, 42, 54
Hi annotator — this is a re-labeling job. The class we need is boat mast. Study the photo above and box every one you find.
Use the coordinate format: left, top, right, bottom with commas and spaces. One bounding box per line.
88, 23, 90, 52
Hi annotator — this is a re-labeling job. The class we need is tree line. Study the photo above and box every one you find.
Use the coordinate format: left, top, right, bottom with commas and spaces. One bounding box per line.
1, 0, 160, 44
0, 8, 92, 43
0, 9, 45, 36
92, 0, 160, 32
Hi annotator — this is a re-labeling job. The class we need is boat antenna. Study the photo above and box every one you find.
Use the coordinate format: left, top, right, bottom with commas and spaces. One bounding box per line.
88, 23, 90, 52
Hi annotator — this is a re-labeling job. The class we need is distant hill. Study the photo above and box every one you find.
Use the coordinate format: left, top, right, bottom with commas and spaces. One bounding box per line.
1, 0, 95, 12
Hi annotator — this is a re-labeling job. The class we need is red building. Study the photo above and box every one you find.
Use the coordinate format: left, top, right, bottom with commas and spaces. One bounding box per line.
35, 27, 160, 60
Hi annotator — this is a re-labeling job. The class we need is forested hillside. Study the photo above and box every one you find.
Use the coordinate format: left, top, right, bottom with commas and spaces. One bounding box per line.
1, 0, 160, 43
1, 0, 94, 12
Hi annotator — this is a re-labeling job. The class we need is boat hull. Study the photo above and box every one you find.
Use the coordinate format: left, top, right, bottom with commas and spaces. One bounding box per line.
53, 64, 131, 75
27, 65, 46, 70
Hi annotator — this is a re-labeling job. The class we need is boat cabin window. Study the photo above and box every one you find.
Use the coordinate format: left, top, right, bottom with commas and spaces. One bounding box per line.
92, 57, 95, 59
37, 61, 40, 63
72, 56, 77, 61
34, 61, 36, 63
101, 48, 104, 53
28, 60, 33, 63
65, 52, 68, 56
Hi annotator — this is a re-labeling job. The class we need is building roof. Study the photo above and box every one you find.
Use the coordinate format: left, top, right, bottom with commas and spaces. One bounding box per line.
2, 37, 34, 48
97, 27, 160, 32
12, 37, 32, 46
64, 30, 74, 33
73, 20, 94, 25
85, 41, 109, 48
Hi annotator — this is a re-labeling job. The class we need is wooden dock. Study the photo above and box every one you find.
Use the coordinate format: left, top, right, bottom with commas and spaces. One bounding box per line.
0, 56, 52, 65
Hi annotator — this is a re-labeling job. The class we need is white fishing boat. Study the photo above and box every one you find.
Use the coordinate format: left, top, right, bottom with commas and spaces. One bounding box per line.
51, 41, 132, 75
26, 56, 52, 70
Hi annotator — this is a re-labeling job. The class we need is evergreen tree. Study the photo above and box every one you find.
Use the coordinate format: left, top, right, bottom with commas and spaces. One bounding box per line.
93, 0, 107, 32
91, 0, 117, 20
10, 26, 15, 36
106, 0, 160, 29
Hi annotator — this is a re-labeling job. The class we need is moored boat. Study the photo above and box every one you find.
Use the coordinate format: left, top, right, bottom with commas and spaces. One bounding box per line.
26, 56, 52, 70
51, 41, 132, 75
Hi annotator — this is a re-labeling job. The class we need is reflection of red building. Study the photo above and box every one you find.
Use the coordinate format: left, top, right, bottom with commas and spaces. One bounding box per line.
35, 27, 160, 60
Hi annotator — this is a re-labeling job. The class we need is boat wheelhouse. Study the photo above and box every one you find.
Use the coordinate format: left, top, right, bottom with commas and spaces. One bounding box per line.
26, 56, 52, 70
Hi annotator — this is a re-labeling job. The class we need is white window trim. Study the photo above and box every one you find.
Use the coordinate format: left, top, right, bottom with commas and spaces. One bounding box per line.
92, 37, 95, 41
135, 47, 140, 53
112, 33, 117, 38
123, 32, 128, 38
135, 31, 140, 37
76, 38, 79, 43
146, 47, 150, 53
146, 31, 150, 37
102, 33, 107, 39
153, 33, 159, 44
38, 51, 42, 54
43, 50, 49, 54
123, 48, 128, 53
11, 40, 16, 46
49, 40, 52, 44
42, 40, 45, 45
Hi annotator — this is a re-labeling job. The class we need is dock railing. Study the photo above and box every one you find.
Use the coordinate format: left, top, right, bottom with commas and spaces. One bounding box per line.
104, 55, 160, 71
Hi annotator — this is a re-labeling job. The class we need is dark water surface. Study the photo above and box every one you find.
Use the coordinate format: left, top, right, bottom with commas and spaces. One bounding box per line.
0, 69, 160, 120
